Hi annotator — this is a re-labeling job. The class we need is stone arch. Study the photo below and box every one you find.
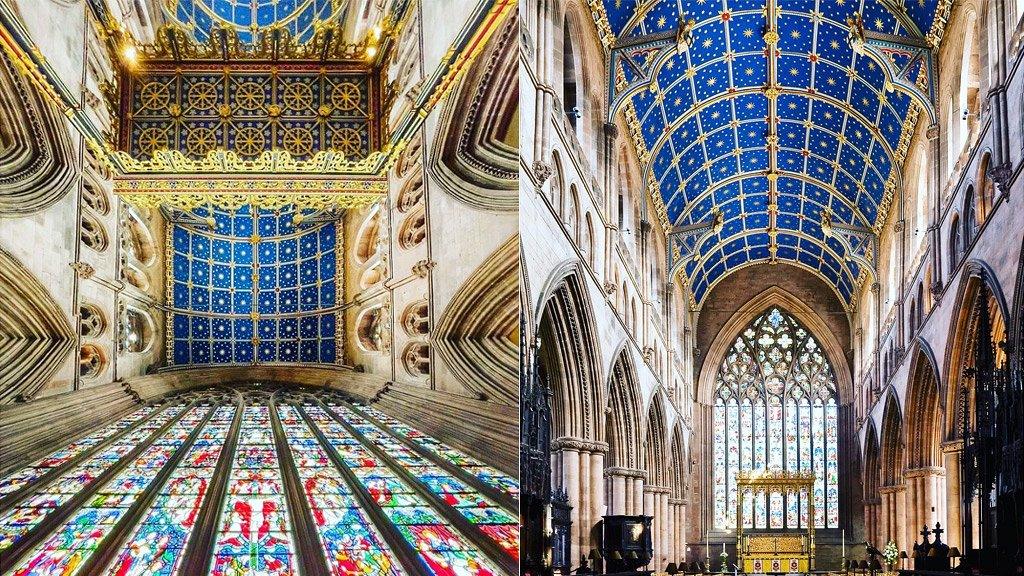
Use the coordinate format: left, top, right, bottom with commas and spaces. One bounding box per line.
430, 11, 516, 210
976, 150, 996, 221
942, 260, 1009, 439
354, 207, 382, 264
669, 423, 688, 498
904, 340, 943, 468
536, 263, 603, 441
0, 50, 77, 216
398, 207, 426, 249
0, 247, 76, 403
643, 392, 669, 487
355, 306, 385, 352
81, 211, 109, 252
396, 171, 424, 213
880, 392, 905, 487
402, 341, 430, 376
401, 300, 429, 336
864, 420, 881, 496
605, 346, 644, 470
433, 235, 517, 404
79, 303, 106, 338
79, 344, 108, 380
124, 209, 157, 266
121, 307, 155, 354
696, 285, 854, 404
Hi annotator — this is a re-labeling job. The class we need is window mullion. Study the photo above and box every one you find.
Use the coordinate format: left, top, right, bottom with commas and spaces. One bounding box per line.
177, 393, 247, 576
268, 397, 332, 576
74, 404, 219, 575
0, 402, 170, 512
294, 402, 430, 576
0, 399, 201, 573
318, 401, 519, 575
342, 400, 518, 512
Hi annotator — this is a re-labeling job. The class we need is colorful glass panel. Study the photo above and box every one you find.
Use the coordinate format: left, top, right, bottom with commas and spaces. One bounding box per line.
10, 406, 209, 576
711, 307, 840, 529
0, 393, 519, 575
277, 405, 401, 576
359, 406, 519, 499
105, 405, 235, 576
305, 404, 500, 576
210, 405, 296, 576
0, 404, 186, 553
329, 404, 519, 560
0, 406, 156, 497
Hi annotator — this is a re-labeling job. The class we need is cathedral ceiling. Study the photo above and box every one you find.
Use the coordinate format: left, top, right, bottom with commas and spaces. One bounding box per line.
599, 0, 949, 308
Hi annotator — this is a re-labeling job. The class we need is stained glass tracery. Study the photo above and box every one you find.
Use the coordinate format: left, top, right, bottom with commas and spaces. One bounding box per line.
712, 307, 840, 530
0, 387, 519, 576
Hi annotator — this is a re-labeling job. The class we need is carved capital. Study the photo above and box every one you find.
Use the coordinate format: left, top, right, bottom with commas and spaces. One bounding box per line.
69, 261, 95, 279
603, 122, 619, 140
926, 123, 940, 140
603, 281, 617, 295
987, 162, 1013, 191
871, 282, 880, 294
604, 466, 648, 479
552, 436, 609, 453
894, 219, 905, 233
411, 259, 435, 278
532, 159, 552, 185
930, 279, 943, 296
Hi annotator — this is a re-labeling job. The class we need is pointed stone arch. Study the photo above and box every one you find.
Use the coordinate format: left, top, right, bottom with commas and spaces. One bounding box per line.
697, 285, 853, 405
880, 392, 905, 487
0, 50, 76, 216
0, 247, 75, 403
536, 262, 603, 442
433, 235, 517, 405
643, 392, 669, 487
605, 346, 644, 470
942, 260, 1009, 439
430, 10, 516, 210
904, 340, 943, 468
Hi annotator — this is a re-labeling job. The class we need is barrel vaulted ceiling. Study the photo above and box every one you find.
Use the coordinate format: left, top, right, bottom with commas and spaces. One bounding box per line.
600, 0, 947, 308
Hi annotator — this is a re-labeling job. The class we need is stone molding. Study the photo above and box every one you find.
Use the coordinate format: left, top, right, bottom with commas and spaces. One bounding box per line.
604, 466, 647, 479
552, 436, 610, 453
904, 466, 946, 478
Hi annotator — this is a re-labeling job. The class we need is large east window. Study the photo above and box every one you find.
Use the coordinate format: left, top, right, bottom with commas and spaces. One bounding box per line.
712, 307, 839, 530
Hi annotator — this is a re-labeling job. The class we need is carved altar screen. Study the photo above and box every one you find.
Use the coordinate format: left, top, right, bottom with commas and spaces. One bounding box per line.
712, 307, 840, 530
736, 472, 816, 573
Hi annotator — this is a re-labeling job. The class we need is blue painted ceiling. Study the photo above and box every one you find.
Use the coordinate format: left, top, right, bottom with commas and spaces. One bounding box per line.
603, 0, 941, 306
170, 205, 339, 365
166, 0, 347, 45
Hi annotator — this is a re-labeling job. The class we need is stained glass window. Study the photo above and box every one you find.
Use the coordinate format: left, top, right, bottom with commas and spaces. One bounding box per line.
0, 387, 519, 576
712, 307, 840, 530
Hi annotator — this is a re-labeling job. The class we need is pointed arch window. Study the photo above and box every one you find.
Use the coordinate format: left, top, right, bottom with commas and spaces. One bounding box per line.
712, 307, 840, 530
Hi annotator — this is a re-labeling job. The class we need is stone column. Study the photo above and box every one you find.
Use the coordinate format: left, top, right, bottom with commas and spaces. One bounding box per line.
941, 441, 962, 548
554, 437, 610, 559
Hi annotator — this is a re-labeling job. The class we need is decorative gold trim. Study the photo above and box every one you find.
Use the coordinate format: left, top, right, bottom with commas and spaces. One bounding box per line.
110, 147, 393, 176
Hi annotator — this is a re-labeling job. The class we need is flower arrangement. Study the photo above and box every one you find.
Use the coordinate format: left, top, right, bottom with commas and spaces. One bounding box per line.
881, 540, 900, 570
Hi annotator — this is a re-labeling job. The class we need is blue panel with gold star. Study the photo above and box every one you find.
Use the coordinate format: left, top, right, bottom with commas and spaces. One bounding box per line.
603, 0, 940, 306
127, 68, 371, 161
170, 205, 340, 366
168, 0, 345, 45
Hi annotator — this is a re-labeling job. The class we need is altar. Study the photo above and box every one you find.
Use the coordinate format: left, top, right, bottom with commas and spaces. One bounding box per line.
734, 471, 816, 574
